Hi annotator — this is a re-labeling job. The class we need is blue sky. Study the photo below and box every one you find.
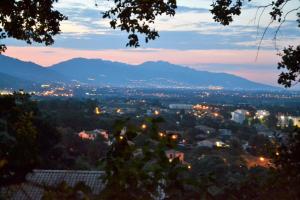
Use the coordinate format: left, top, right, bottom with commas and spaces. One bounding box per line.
4, 0, 300, 87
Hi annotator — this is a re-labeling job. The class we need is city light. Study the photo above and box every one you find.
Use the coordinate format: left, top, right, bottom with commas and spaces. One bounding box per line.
119, 135, 124, 140
154, 110, 160, 115
141, 124, 147, 130
215, 141, 223, 147
159, 132, 165, 137
187, 165, 192, 169
259, 157, 265, 162
95, 107, 101, 115
171, 135, 178, 140
116, 108, 122, 113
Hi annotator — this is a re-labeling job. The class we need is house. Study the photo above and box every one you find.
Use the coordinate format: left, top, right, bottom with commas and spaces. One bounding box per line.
292, 117, 300, 127
197, 140, 215, 148
257, 131, 274, 138
195, 125, 216, 134
197, 139, 229, 148
1, 170, 104, 200
165, 149, 185, 162
231, 109, 248, 124
78, 129, 108, 140
218, 129, 232, 140
165, 130, 184, 140
169, 104, 193, 110
165, 149, 191, 167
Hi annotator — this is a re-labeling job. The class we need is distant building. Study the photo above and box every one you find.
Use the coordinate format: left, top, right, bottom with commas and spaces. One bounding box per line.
197, 140, 215, 148
277, 115, 300, 127
218, 129, 232, 140
195, 125, 216, 134
292, 117, 300, 127
169, 104, 193, 110
165, 149, 185, 162
197, 139, 229, 148
277, 115, 292, 127
78, 129, 108, 140
254, 124, 269, 132
165, 130, 184, 140
2, 169, 104, 200
255, 110, 270, 119
231, 109, 248, 124
257, 131, 274, 138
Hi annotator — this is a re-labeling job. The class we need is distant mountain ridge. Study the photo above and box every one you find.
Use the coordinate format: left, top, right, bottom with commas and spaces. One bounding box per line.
0, 55, 278, 90
0, 55, 67, 83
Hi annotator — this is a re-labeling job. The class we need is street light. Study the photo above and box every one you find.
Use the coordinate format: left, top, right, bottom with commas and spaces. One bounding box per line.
141, 124, 147, 130
259, 157, 265, 162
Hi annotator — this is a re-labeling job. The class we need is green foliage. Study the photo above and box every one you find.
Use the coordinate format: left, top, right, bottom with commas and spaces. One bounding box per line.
0, 0, 67, 53
278, 45, 300, 87
0, 93, 61, 187
102, 0, 177, 47
272, 127, 300, 198
42, 181, 94, 200
99, 118, 195, 199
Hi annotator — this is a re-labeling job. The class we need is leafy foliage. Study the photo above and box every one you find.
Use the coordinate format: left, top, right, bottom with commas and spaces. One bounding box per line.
100, 118, 196, 199
0, 93, 61, 187
42, 181, 95, 200
278, 45, 300, 87
0, 0, 67, 53
102, 0, 177, 47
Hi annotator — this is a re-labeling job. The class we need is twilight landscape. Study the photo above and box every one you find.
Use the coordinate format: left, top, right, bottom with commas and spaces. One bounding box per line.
1, 0, 300, 199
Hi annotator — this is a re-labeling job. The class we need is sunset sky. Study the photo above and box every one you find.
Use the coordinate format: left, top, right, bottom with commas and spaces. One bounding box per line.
3, 0, 300, 86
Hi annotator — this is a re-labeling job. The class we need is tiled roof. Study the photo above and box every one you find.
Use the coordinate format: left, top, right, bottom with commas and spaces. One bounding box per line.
2, 169, 104, 200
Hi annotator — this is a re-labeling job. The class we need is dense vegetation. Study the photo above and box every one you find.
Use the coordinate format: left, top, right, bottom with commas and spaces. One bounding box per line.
1, 93, 300, 199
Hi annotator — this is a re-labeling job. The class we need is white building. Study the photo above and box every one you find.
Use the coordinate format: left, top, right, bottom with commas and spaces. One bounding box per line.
277, 115, 292, 127
169, 104, 193, 110
292, 117, 300, 127
277, 115, 300, 127
231, 109, 248, 124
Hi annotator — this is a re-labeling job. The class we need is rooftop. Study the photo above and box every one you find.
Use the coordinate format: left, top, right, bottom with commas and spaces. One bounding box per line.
2, 169, 104, 200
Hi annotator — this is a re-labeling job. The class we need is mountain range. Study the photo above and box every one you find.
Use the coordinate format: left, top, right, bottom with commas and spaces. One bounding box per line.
0, 55, 278, 90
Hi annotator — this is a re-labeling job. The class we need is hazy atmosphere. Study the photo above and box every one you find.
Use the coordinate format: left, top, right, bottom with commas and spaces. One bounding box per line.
4, 0, 300, 86
1, 1, 300, 199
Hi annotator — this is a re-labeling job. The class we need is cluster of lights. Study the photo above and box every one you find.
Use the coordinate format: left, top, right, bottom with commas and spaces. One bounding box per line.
0, 90, 13, 95
95, 107, 101, 115
193, 104, 209, 111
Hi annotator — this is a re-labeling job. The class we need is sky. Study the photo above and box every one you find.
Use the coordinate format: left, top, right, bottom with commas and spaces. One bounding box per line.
3, 0, 300, 86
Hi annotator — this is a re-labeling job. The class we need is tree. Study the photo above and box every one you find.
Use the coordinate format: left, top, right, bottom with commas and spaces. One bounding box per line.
104, 0, 299, 87
100, 118, 196, 199
0, 0, 67, 53
210, 0, 300, 87
0, 93, 61, 187
272, 127, 300, 198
